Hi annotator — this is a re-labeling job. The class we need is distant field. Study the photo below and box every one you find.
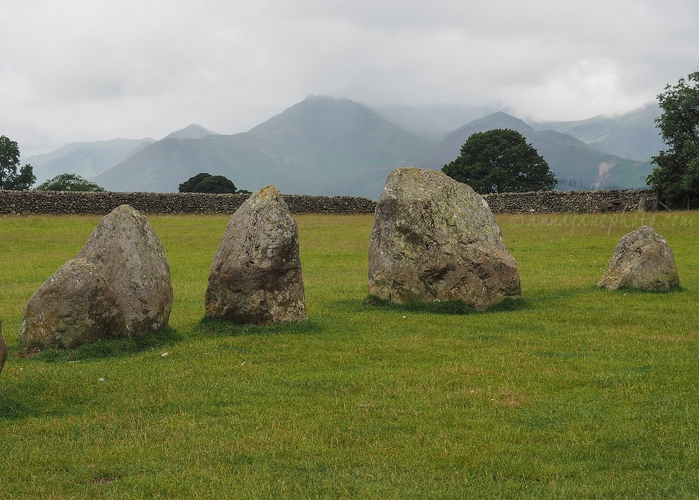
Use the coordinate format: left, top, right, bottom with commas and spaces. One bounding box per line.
1, 211, 698, 498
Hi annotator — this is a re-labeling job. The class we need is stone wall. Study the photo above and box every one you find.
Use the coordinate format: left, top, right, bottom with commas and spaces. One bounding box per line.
0, 191, 377, 216
483, 189, 658, 214
0, 189, 658, 216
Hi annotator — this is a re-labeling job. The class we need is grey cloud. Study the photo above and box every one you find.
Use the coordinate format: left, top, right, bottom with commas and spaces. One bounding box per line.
2, 0, 699, 157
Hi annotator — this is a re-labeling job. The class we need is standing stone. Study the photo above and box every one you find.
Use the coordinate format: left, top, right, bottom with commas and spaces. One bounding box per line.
18, 259, 126, 349
598, 226, 679, 291
0, 320, 7, 374
77, 205, 173, 336
368, 167, 520, 310
206, 185, 307, 324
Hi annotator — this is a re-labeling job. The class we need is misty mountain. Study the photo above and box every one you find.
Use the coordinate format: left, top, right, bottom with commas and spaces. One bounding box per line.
533, 103, 663, 162
25, 123, 221, 185
93, 96, 434, 198
369, 102, 500, 140
414, 112, 653, 190
375, 101, 664, 163
415, 112, 534, 168
26, 138, 155, 184
164, 124, 218, 140
34, 96, 659, 198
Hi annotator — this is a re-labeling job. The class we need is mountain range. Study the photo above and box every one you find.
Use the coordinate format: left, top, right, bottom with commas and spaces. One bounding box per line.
25, 96, 664, 199
534, 102, 663, 162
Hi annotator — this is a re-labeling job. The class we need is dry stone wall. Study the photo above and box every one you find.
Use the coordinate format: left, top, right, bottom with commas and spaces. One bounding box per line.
0, 189, 658, 216
484, 189, 658, 214
0, 191, 377, 215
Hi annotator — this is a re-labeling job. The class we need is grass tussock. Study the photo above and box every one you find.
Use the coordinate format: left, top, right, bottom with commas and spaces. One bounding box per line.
1, 211, 699, 498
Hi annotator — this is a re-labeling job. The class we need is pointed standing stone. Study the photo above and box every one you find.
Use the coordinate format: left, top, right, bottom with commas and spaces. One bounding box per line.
369, 167, 520, 310
77, 205, 173, 336
206, 185, 307, 324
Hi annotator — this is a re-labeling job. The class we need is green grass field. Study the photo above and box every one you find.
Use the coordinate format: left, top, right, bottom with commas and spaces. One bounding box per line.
1, 211, 698, 498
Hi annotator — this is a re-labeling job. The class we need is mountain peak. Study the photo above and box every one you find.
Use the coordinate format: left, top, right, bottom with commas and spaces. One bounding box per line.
303, 94, 346, 102
458, 112, 535, 134
247, 95, 398, 140
164, 124, 218, 140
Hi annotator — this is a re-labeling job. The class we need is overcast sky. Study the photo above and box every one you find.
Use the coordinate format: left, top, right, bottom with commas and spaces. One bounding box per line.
2, 0, 698, 157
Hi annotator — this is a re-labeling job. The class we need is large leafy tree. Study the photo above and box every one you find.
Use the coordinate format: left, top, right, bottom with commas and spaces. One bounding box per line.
36, 173, 106, 192
179, 172, 249, 194
442, 129, 556, 194
0, 135, 36, 190
646, 71, 699, 208
442, 128, 556, 194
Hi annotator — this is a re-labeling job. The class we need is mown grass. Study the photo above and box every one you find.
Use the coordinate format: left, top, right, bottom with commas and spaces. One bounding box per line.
1, 211, 698, 498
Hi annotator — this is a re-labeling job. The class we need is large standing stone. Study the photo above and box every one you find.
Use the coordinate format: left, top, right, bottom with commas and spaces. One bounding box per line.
205, 185, 307, 324
368, 167, 520, 310
598, 226, 679, 291
0, 320, 7, 374
77, 205, 173, 336
18, 259, 126, 349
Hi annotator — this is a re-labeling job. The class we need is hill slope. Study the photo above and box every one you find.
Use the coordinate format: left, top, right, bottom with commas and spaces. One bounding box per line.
25, 124, 219, 185
26, 138, 155, 184
414, 112, 652, 190
369, 102, 500, 139
534, 103, 663, 162
93, 96, 434, 198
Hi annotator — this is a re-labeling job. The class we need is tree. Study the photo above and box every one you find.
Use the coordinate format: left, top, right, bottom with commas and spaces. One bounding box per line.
192, 175, 238, 194
442, 128, 556, 194
0, 135, 36, 190
178, 172, 245, 194
646, 71, 699, 208
178, 173, 212, 192
36, 173, 106, 192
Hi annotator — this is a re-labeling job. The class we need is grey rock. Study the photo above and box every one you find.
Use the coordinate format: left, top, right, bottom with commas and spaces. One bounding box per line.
206, 185, 307, 324
598, 226, 679, 291
0, 319, 7, 374
18, 258, 126, 349
78, 204, 173, 336
368, 167, 520, 310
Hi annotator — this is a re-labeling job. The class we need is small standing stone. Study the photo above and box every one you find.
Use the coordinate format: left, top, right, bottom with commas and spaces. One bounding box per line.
206, 185, 307, 324
19, 259, 126, 349
369, 167, 520, 310
0, 319, 8, 374
78, 205, 173, 336
598, 226, 679, 291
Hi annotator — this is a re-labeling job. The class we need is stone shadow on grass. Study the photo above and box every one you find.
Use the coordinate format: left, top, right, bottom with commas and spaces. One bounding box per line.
364, 295, 527, 315
196, 316, 322, 337
19, 327, 183, 363
592, 284, 685, 295
0, 395, 36, 420
517, 283, 684, 311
